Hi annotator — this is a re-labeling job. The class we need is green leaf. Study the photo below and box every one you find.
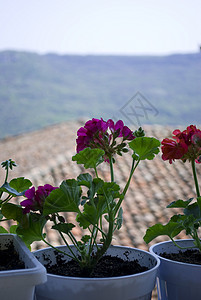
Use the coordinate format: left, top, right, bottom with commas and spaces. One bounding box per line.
2, 203, 29, 232
9, 177, 32, 193
144, 221, 183, 244
197, 196, 201, 212
77, 173, 93, 188
116, 207, 123, 230
52, 222, 75, 234
90, 178, 104, 199
0, 226, 8, 233
129, 137, 160, 160
81, 235, 90, 243
43, 179, 81, 215
76, 202, 97, 229
0, 177, 32, 197
167, 198, 194, 208
9, 225, 18, 234
171, 214, 201, 235
170, 214, 186, 223
72, 148, 105, 169
95, 195, 109, 217
16, 213, 47, 246
78, 174, 105, 200
0, 211, 4, 220
98, 181, 121, 199
183, 215, 198, 233
184, 202, 200, 218
1, 203, 24, 222
77, 180, 121, 229
96, 181, 121, 214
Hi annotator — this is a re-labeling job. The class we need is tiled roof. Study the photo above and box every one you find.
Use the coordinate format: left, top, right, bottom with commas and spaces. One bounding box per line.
1, 120, 199, 299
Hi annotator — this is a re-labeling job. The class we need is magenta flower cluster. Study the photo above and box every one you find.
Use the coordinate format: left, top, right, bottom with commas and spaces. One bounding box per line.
76, 118, 135, 161
20, 184, 57, 214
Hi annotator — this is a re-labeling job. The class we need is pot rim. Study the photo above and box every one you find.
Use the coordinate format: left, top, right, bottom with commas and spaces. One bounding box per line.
34, 244, 160, 281
150, 239, 201, 268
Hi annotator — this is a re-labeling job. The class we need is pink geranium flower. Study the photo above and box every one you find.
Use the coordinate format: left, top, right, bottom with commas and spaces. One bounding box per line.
76, 118, 135, 161
20, 184, 57, 214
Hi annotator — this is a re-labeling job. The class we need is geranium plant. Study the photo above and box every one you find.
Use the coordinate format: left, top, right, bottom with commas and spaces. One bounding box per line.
0, 159, 32, 233
144, 125, 201, 251
2, 119, 160, 274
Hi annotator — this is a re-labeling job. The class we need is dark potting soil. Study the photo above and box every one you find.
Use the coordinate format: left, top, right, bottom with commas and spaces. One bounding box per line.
43, 252, 149, 278
0, 242, 25, 271
160, 249, 201, 265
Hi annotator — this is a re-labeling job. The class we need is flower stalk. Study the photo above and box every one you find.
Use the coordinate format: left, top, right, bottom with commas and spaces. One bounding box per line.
192, 160, 200, 197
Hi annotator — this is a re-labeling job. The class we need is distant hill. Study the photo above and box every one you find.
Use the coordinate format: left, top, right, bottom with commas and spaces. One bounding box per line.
0, 50, 200, 139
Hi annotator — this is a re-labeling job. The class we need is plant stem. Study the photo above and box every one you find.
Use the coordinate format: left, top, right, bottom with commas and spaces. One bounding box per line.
170, 237, 196, 250
0, 164, 10, 199
109, 156, 114, 182
90, 222, 107, 237
94, 166, 99, 178
93, 211, 114, 263
122, 159, 139, 197
192, 160, 200, 197
81, 213, 107, 238
89, 226, 96, 254
41, 236, 80, 262
1, 195, 12, 204
114, 158, 140, 217
68, 231, 80, 248
4, 168, 9, 184
192, 230, 201, 251
53, 217, 80, 261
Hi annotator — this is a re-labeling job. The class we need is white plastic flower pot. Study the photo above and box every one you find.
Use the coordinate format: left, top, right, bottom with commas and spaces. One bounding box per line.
34, 245, 160, 300
150, 240, 201, 300
0, 234, 47, 300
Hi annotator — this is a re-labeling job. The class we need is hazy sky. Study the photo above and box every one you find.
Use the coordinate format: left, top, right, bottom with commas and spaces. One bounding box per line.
1, 0, 201, 55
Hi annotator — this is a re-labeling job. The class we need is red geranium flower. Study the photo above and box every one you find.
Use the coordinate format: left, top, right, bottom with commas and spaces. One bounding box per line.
162, 125, 201, 164
161, 138, 188, 164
